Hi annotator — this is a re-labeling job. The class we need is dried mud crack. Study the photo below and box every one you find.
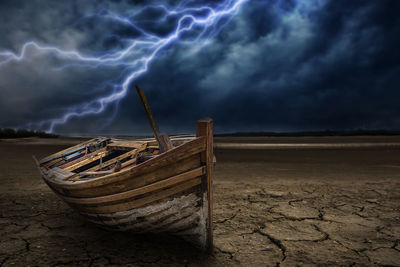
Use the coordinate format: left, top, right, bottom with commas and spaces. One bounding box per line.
255, 228, 287, 265
1, 138, 400, 266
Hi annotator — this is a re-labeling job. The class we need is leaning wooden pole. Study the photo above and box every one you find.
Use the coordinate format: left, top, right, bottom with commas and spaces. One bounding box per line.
135, 85, 171, 153
196, 118, 214, 251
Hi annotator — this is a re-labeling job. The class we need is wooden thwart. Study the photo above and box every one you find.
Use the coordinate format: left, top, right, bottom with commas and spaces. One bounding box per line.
84, 143, 146, 173
68, 157, 139, 180
64, 149, 111, 172
59, 147, 107, 169
107, 141, 148, 151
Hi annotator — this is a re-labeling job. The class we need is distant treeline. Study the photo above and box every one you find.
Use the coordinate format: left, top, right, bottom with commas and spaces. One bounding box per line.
215, 130, 400, 137
0, 128, 59, 139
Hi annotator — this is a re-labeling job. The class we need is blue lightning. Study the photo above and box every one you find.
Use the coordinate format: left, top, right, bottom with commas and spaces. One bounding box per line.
0, 0, 247, 133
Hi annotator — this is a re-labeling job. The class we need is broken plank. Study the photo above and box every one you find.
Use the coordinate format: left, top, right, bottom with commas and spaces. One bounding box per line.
40, 137, 110, 164
64, 149, 111, 172
108, 141, 148, 151
59, 147, 107, 169
84, 143, 146, 173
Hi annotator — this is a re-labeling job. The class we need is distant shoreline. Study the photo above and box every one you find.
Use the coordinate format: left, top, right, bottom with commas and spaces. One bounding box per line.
0, 128, 58, 139
215, 130, 400, 137
214, 142, 400, 150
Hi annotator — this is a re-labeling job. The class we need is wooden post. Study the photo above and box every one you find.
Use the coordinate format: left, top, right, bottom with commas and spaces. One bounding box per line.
196, 118, 214, 251
135, 85, 171, 153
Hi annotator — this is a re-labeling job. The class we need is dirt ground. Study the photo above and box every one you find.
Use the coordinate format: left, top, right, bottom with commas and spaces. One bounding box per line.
0, 136, 400, 266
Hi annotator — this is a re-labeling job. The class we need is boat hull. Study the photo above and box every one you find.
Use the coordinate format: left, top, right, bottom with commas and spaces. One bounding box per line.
37, 119, 214, 250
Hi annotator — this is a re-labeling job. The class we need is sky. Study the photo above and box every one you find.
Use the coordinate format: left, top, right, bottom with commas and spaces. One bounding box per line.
0, 0, 399, 135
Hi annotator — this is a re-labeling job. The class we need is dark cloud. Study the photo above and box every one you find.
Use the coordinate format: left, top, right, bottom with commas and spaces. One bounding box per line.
0, 0, 399, 135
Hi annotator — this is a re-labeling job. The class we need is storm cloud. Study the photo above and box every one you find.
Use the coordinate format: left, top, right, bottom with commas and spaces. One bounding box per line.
0, 0, 399, 135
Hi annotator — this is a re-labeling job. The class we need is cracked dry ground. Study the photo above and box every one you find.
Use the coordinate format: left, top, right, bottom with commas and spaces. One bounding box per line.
1, 138, 400, 266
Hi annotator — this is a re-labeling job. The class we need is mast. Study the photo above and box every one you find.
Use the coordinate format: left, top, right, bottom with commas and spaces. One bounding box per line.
135, 85, 172, 153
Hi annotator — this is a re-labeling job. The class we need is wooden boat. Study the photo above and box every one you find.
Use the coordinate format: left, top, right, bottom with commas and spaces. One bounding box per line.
33, 86, 214, 250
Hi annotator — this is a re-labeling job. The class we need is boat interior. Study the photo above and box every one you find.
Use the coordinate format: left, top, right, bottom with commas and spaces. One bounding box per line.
37, 136, 195, 182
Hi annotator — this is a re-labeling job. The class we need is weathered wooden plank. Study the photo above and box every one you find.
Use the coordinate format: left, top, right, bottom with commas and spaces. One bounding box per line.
43, 157, 66, 169
63, 166, 205, 205
48, 167, 75, 181
151, 211, 199, 233
83, 143, 146, 173
70, 177, 202, 213
82, 193, 200, 224
81, 196, 204, 247
59, 147, 107, 169
133, 135, 194, 142
119, 157, 138, 170
107, 141, 148, 151
146, 141, 159, 147
196, 118, 214, 251
66, 157, 139, 180
75, 170, 113, 176
64, 151, 82, 161
86, 201, 200, 231
78, 192, 206, 247
40, 138, 108, 164
64, 149, 112, 172
40, 138, 97, 164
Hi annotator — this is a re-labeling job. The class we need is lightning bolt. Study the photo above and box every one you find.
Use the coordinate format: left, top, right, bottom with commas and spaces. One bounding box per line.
0, 0, 247, 133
